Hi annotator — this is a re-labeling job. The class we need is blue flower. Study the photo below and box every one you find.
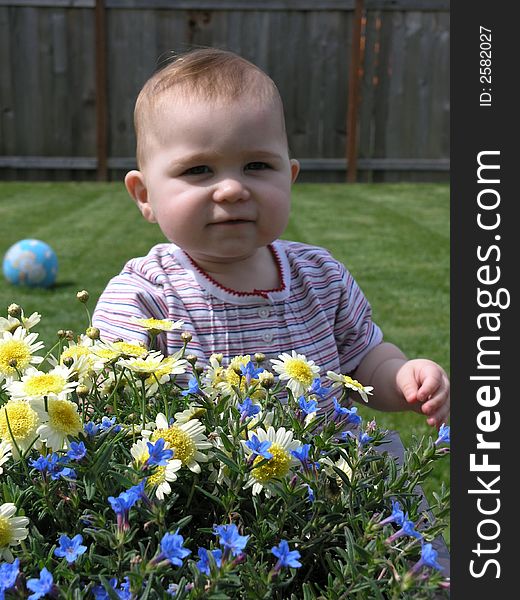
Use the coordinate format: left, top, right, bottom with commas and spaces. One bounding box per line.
29, 454, 54, 473
379, 500, 405, 527
154, 530, 191, 566
332, 397, 350, 418
213, 523, 249, 557
54, 533, 88, 564
100, 416, 121, 433
181, 376, 201, 396
298, 396, 318, 415
51, 466, 77, 481
84, 421, 100, 437
26, 567, 54, 600
0, 558, 20, 596
126, 479, 147, 501
245, 435, 272, 459
308, 377, 328, 398
435, 423, 450, 445
305, 484, 315, 504
146, 437, 174, 467
240, 360, 264, 384
291, 444, 311, 464
237, 397, 261, 419
92, 577, 132, 600
358, 431, 373, 446
420, 542, 443, 570
196, 547, 223, 575
108, 488, 140, 531
386, 515, 422, 543
271, 540, 302, 570
66, 441, 87, 461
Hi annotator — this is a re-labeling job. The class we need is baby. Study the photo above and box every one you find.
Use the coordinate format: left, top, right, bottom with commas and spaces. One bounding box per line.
92, 48, 450, 428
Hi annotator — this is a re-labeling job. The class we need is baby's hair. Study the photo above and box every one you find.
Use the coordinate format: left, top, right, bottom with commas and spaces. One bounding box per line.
134, 47, 284, 167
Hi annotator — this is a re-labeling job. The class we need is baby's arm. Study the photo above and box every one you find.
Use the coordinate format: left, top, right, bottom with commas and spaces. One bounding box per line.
352, 342, 450, 428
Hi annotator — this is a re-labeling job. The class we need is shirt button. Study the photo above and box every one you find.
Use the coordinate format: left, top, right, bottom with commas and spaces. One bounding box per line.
262, 332, 274, 342
258, 307, 270, 318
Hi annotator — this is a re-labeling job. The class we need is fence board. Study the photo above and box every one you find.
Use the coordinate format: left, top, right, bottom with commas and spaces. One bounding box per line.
0, 1, 449, 182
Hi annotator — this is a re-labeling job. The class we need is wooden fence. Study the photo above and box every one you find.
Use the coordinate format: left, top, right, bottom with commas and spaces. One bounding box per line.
0, 0, 449, 182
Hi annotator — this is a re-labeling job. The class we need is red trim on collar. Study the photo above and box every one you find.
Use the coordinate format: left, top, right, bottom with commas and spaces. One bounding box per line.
183, 245, 285, 298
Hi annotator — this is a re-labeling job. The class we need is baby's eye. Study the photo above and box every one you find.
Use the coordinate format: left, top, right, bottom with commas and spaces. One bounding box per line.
245, 162, 271, 171
183, 165, 211, 175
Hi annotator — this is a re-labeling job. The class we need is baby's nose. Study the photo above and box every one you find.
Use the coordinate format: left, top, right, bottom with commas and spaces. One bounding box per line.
212, 178, 250, 203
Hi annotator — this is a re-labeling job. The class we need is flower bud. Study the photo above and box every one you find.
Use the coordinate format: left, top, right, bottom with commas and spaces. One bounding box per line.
254, 353, 266, 364
76, 384, 90, 398
57, 329, 66, 339
259, 371, 275, 389
65, 330, 75, 340
8, 358, 18, 368
181, 331, 192, 343
76, 290, 90, 303
186, 354, 198, 366
86, 326, 100, 340
62, 356, 74, 368
195, 366, 204, 376
7, 303, 22, 318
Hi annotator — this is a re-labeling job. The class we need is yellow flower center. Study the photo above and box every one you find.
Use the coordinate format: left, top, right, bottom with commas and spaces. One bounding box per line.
0, 401, 39, 442
139, 318, 173, 331
343, 375, 363, 390
112, 342, 148, 358
61, 346, 90, 363
284, 358, 314, 386
0, 516, 13, 547
25, 373, 66, 397
152, 427, 195, 466
252, 443, 291, 483
47, 399, 82, 435
147, 466, 166, 487
0, 340, 32, 375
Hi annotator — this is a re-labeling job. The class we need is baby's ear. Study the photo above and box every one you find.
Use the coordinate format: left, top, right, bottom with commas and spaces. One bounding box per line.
125, 170, 156, 223
290, 159, 300, 183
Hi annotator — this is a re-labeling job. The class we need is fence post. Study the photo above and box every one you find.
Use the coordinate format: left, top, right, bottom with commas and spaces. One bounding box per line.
346, 0, 364, 183
95, 0, 108, 181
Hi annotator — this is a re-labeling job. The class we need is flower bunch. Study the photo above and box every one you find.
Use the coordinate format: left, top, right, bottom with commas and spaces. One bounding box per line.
0, 299, 450, 598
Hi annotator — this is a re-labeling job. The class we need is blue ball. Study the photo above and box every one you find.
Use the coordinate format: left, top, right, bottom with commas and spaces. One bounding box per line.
2, 239, 58, 288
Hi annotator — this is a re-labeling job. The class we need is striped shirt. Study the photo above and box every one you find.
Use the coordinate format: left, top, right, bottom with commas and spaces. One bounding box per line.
92, 240, 383, 388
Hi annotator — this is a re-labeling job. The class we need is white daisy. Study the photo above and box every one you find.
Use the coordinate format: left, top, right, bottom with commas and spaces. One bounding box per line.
326, 371, 374, 403
36, 397, 83, 451
174, 404, 206, 424
0, 310, 41, 334
56, 335, 96, 381
0, 440, 12, 474
130, 317, 184, 335
0, 328, 45, 383
6, 365, 77, 401
243, 426, 301, 496
150, 413, 212, 474
271, 351, 320, 397
322, 455, 353, 486
119, 352, 187, 394
0, 502, 30, 561
130, 438, 182, 500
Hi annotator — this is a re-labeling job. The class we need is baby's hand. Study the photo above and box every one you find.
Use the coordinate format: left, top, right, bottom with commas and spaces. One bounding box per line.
395, 359, 450, 428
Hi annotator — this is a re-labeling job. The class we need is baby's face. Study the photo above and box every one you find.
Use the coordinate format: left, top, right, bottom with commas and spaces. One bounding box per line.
134, 95, 299, 266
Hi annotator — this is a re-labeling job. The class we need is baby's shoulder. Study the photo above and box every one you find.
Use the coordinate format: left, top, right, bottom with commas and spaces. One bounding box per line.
277, 239, 343, 272
121, 243, 180, 284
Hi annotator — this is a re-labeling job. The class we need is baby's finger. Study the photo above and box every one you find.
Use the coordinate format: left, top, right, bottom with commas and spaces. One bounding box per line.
416, 372, 444, 402
427, 405, 450, 428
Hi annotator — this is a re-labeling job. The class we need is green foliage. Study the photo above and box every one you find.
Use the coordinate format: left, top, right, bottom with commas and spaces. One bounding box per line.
0, 299, 450, 598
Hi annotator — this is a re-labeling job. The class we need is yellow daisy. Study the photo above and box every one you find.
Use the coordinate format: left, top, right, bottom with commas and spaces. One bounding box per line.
0, 502, 30, 561
6, 365, 77, 401
36, 398, 83, 451
0, 328, 45, 382
130, 317, 184, 335
149, 413, 212, 474
271, 351, 320, 397
0, 399, 43, 456
119, 352, 187, 394
243, 426, 301, 496
326, 371, 374, 403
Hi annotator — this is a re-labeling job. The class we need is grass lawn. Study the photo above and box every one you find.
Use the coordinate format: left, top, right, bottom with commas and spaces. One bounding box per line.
0, 180, 450, 543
